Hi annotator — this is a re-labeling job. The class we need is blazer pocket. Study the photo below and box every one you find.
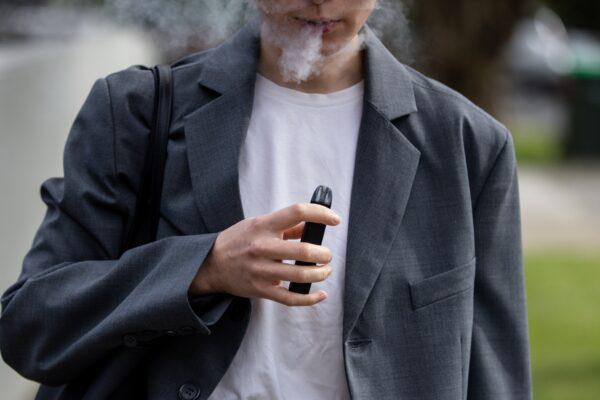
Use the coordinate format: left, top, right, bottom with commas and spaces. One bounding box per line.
409, 256, 477, 310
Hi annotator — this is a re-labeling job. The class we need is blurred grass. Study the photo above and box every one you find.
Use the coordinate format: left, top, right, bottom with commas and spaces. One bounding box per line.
510, 123, 564, 165
525, 249, 600, 400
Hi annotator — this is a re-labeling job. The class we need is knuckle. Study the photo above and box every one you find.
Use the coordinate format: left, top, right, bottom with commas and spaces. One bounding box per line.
246, 240, 266, 257
312, 269, 324, 282
295, 268, 310, 282
250, 216, 265, 230
245, 261, 262, 279
303, 296, 316, 306
278, 294, 292, 306
286, 295, 299, 306
298, 243, 313, 261
256, 262, 270, 277
250, 278, 265, 293
292, 203, 307, 218
239, 264, 256, 286
260, 287, 275, 302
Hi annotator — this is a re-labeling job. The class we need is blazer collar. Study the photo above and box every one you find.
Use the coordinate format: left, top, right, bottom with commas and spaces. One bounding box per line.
197, 22, 418, 119
185, 22, 421, 343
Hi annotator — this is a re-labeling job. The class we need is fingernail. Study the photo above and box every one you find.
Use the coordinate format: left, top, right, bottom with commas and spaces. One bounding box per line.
333, 214, 341, 223
320, 291, 328, 299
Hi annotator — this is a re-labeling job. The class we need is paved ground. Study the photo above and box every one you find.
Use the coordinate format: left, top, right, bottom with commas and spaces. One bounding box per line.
520, 162, 600, 251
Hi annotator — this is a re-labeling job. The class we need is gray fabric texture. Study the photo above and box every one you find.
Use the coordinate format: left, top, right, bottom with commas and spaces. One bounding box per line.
0, 23, 532, 400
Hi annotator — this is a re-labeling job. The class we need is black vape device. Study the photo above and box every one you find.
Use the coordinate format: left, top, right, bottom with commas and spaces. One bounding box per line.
288, 185, 333, 295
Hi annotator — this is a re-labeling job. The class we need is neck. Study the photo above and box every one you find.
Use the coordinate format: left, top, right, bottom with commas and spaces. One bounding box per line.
257, 26, 364, 94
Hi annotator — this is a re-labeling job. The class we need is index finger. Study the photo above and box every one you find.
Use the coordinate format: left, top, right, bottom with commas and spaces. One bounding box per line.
264, 203, 340, 233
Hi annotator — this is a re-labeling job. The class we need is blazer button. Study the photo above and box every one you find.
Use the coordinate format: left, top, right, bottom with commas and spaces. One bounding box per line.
123, 334, 138, 347
163, 330, 178, 337
178, 383, 200, 400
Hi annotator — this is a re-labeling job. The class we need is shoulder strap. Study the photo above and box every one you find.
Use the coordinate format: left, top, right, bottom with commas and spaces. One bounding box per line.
121, 64, 173, 252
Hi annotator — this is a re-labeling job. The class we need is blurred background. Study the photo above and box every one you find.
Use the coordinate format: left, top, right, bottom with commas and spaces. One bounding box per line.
1, 0, 599, 399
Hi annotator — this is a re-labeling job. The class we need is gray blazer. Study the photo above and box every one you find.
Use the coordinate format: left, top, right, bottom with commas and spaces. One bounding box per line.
0, 23, 532, 400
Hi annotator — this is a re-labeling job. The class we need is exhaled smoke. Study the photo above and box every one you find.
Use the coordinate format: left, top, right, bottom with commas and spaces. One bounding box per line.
105, 0, 255, 55
369, 0, 415, 63
261, 24, 368, 84
255, 1, 388, 84
263, 21, 325, 83
259, 1, 414, 82
103, 0, 412, 75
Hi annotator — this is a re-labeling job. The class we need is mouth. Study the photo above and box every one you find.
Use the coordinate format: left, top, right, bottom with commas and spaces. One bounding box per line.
293, 16, 341, 34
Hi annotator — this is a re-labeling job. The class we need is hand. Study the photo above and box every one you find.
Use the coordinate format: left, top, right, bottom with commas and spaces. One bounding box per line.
189, 203, 341, 306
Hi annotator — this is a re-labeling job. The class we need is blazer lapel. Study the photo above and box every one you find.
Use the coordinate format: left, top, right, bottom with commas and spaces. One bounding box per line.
184, 88, 254, 233
184, 24, 260, 233
183, 22, 421, 342
342, 25, 420, 340
342, 105, 420, 340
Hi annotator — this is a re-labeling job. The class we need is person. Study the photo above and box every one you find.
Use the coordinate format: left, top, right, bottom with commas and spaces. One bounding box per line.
0, 1, 532, 399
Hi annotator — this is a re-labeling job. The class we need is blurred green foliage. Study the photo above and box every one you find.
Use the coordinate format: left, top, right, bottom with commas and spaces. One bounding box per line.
525, 250, 600, 400
510, 127, 563, 165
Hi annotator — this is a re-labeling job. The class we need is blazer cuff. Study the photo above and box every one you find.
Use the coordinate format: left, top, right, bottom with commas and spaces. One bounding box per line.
188, 292, 235, 327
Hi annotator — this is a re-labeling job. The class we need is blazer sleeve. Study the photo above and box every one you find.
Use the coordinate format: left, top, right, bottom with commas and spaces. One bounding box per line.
467, 129, 533, 399
0, 76, 234, 386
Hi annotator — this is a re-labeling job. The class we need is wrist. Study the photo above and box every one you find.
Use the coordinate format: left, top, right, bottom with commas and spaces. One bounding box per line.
189, 232, 226, 297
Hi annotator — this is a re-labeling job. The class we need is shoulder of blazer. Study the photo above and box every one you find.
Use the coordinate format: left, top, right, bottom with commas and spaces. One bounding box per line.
102, 45, 217, 139
100, 48, 217, 189
402, 63, 509, 149
397, 63, 514, 208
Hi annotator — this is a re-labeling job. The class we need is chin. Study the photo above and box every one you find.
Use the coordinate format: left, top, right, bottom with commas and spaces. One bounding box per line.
321, 36, 355, 56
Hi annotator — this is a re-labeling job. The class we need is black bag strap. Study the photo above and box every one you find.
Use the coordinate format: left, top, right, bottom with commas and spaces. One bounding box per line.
37, 65, 173, 400
121, 64, 173, 251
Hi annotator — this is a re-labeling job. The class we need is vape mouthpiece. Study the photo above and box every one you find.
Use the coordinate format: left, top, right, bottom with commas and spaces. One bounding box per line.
311, 185, 332, 208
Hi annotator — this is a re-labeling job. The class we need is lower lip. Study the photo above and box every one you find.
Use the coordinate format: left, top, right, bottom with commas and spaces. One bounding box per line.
296, 18, 338, 34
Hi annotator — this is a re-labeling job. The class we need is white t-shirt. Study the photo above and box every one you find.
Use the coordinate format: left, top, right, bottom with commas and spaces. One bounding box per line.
208, 73, 364, 400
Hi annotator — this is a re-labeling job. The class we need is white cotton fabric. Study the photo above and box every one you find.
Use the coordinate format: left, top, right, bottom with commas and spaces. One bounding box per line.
207, 72, 364, 400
